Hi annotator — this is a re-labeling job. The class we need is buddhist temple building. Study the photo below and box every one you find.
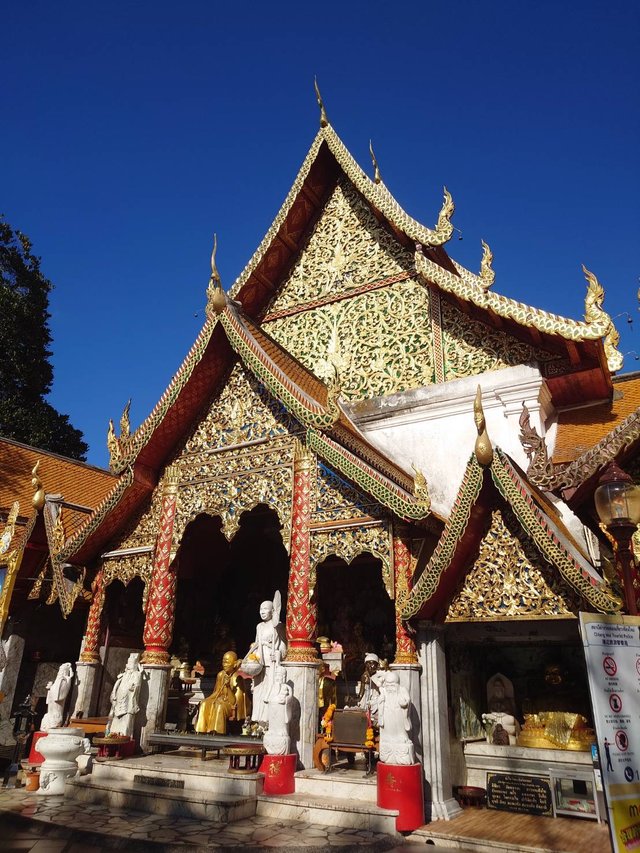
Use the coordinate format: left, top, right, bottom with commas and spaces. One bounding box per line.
1, 102, 636, 827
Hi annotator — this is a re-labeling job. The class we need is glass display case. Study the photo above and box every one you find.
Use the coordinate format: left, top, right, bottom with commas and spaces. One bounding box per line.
550, 772, 599, 820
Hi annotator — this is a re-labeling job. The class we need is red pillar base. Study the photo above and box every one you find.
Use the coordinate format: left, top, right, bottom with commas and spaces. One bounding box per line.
260, 753, 296, 795
27, 731, 47, 765
377, 762, 425, 832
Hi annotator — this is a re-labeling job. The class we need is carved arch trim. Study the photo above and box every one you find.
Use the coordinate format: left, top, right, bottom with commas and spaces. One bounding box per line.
309, 521, 394, 599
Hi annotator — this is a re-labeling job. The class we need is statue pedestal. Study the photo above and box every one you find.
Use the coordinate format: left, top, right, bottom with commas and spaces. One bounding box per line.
28, 731, 47, 765
260, 753, 296, 795
377, 762, 425, 832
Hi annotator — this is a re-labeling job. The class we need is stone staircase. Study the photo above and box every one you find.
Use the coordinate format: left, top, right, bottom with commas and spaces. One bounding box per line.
65, 754, 400, 834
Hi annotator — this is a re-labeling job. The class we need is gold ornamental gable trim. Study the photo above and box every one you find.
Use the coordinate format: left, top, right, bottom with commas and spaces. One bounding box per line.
229, 125, 453, 300
402, 455, 484, 619
490, 449, 619, 613
0, 510, 38, 635
417, 252, 616, 348
108, 314, 221, 473
306, 429, 431, 521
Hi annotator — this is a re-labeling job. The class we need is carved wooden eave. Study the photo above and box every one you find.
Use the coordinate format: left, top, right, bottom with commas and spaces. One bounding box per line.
402, 448, 620, 623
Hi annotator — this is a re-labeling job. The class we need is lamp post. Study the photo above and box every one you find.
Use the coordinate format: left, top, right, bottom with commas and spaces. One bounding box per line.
594, 461, 640, 616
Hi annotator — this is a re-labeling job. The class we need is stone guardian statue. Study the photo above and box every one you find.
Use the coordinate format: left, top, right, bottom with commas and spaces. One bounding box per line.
377, 670, 416, 765
40, 663, 73, 732
107, 652, 144, 738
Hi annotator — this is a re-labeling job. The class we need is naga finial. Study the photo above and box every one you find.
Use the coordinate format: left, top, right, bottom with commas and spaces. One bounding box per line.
479, 240, 495, 289
107, 418, 120, 468
583, 264, 623, 373
473, 386, 493, 466
119, 399, 131, 439
32, 461, 45, 511
411, 463, 431, 511
206, 234, 226, 315
314, 77, 329, 128
433, 187, 455, 243
369, 140, 382, 184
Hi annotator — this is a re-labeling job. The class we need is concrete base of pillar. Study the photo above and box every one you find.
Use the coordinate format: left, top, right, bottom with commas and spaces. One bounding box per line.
73, 662, 100, 718
427, 797, 463, 821
139, 665, 171, 752
282, 660, 321, 770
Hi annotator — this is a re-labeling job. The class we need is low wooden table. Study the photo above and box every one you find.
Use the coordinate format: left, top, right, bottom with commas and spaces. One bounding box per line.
93, 736, 132, 759
223, 743, 265, 774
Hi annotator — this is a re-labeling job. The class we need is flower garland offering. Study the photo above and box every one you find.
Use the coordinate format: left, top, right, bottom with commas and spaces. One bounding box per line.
321, 703, 336, 743
364, 727, 375, 748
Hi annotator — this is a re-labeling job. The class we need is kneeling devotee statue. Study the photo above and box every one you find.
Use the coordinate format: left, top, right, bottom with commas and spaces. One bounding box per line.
195, 650, 251, 734
107, 653, 144, 738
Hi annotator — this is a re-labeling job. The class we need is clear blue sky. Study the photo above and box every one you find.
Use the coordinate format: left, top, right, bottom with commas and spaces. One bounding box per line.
2, 1, 639, 468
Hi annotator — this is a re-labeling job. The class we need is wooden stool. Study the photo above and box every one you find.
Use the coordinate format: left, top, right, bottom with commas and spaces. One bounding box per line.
223, 743, 265, 774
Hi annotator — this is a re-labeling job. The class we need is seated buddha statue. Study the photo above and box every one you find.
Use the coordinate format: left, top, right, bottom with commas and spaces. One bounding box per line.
195, 650, 249, 734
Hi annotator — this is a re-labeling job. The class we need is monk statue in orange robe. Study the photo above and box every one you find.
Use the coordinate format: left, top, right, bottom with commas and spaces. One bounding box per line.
195, 650, 249, 734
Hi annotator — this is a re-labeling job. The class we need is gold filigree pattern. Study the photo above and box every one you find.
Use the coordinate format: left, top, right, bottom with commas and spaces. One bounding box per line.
314, 462, 383, 524
101, 553, 153, 611
0, 502, 19, 555
446, 507, 579, 620
441, 298, 556, 379
309, 522, 394, 598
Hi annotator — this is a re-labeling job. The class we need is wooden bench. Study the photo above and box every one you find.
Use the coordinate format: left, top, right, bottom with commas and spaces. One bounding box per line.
148, 731, 263, 761
313, 709, 378, 775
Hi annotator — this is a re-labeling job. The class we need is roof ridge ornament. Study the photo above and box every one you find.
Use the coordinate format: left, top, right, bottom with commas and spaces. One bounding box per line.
314, 77, 329, 128
206, 234, 227, 316
479, 240, 495, 289
120, 399, 131, 439
433, 187, 455, 243
369, 140, 382, 184
474, 386, 493, 466
411, 463, 431, 511
106, 419, 122, 471
582, 264, 623, 373
32, 461, 45, 511
0, 501, 19, 555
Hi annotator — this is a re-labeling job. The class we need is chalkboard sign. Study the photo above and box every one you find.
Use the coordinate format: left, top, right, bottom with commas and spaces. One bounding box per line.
486, 772, 553, 817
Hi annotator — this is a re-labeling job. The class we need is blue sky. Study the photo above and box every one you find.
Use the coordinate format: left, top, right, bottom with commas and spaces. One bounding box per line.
2, 1, 639, 468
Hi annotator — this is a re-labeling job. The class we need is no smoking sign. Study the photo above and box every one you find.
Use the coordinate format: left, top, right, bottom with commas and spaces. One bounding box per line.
603, 656, 617, 677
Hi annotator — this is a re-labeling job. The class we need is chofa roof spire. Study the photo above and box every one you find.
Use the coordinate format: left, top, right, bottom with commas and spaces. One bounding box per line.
206, 234, 227, 316
314, 78, 329, 128
369, 140, 382, 184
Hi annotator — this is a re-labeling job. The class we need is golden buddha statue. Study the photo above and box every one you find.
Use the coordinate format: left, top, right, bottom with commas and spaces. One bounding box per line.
195, 650, 250, 734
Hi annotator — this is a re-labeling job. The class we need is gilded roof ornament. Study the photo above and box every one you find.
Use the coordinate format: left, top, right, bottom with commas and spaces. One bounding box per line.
314, 78, 329, 128
0, 501, 19, 555
32, 461, 45, 511
206, 234, 227, 316
582, 265, 623, 373
119, 399, 131, 439
479, 240, 495, 289
369, 140, 382, 184
107, 419, 121, 470
411, 464, 431, 511
474, 386, 493, 466
433, 187, 455, 243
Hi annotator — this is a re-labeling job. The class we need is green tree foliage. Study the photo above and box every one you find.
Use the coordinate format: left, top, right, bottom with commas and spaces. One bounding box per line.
0, 216, 88, 460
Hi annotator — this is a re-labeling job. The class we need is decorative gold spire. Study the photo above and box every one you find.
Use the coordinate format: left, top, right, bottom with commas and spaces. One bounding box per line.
31, 461, 45, 511
474, 386, 493, 465
119, 399, 131, 439
314, 78, 328, 128
583, 265, 623, 373
0, 501, 19, 555
479, 240, 495, 289
411, 464, 431, 511
369, 140, 381, 184
107, 418, 121, 469
206, 234, 227, 316
433, 187, 455, 243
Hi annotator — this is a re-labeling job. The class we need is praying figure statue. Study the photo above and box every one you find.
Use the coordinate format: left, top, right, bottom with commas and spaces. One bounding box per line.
107, 652, 144, 738
245, 592, 287, 725
195, 650, 250, 734
378, 670, 416, 765
40, 663, 73, 731
357, 653, 382, 723
263, 666, 293, 755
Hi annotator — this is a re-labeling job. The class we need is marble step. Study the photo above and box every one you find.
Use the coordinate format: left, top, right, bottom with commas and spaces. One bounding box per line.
90, 754, 263, 797
67, 774, 257, 822
256, 791, 399, 835
294, 769, 378, 803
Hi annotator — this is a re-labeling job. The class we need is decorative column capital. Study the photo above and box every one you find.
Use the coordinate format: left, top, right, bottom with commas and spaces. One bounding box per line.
163, 465, 180, 494
294, 439, 314, 471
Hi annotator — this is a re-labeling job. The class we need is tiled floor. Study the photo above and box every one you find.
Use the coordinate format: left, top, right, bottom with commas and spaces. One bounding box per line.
0, 787, 407, 851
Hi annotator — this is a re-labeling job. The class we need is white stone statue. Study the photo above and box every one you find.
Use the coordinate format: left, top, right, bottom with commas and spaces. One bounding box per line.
485, 672, 519, 745
246, 592, 287, 724
357, 653, 381, 723
377, 670, 416, 765
263, 666, 293, 755
40, 663, 73, 732
107, 652, 144, 738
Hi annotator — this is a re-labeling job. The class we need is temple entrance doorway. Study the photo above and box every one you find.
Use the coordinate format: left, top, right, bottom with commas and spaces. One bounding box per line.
97, 576, 145, 715
172, 504, 289, 673
316, 553, 395, 704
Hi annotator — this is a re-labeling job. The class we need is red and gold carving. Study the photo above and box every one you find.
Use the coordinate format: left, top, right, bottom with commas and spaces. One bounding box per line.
141, 467, 179, 666
393, 528, 418, 664
285, 442, 319, 662
79, 570, 105, 664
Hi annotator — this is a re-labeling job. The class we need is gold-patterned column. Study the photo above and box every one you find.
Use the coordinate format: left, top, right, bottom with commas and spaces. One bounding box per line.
141, 466, 180, 666
79, 570, 106, 663
393, 524, 418, 664
285, 441, 319, 662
